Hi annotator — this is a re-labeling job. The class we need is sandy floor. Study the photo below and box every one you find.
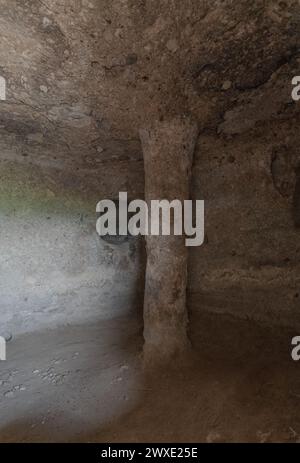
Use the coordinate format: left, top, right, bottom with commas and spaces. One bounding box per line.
1, 312, 300, 443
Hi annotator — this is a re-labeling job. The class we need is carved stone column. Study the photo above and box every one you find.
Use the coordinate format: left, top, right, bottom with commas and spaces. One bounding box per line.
139, 116, 198, 363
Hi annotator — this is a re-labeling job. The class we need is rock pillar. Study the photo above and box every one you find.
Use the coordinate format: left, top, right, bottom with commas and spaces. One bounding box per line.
139, 116, 198, 362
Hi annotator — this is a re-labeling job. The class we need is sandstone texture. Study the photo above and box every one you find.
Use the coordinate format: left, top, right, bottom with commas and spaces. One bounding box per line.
1, 0, 300, 334
140, 116, 198, 360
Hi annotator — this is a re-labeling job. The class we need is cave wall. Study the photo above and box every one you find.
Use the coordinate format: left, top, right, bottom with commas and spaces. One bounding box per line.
0, 160, 145, 336
189, 123, 300, 328
1, 0, 300, 334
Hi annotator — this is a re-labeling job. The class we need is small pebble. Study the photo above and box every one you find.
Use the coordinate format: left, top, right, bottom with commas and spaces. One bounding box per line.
42, 17, 52, 27
40, 85, 48, 93
222, 80, 232, 90
166, 38, 179, 52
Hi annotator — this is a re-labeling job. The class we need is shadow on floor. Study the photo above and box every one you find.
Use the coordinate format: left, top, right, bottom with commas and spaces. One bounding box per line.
85, 313, 300, 443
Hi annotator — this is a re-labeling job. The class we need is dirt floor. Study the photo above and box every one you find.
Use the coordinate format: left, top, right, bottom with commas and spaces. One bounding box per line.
1, 312, 300, 443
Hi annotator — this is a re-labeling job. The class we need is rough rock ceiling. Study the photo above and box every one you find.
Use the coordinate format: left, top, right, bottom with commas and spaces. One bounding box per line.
0, 0, 299, 169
